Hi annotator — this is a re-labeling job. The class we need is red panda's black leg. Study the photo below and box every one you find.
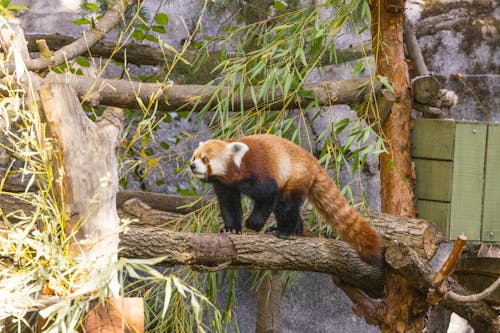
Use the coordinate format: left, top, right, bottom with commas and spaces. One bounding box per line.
241, 180, 279, 232
272, 197, 304, 237
213, 182, 242, 233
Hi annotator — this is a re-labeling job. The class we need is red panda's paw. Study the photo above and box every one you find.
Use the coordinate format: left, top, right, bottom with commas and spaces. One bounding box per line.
244, 218, 266, 232
264, 226, 278, 235
220, 226, 242, 234
265, 226, 300, 240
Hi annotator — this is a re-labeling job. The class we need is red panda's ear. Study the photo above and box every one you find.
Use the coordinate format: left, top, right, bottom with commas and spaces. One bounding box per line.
227, 142, 249, 168
198, 141, 204, 147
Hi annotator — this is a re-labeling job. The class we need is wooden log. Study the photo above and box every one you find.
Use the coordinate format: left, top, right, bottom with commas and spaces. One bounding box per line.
117, 190, 201, 214
412, 75, 440, 105
385, 243, 499, 333
119, 226, 385, 298
365, 210, 444, 260
0, 189, 443, 263
116, 195, 444, 260
85, 297, 144, 333
43, 72, 383, 113
38, 82, 124, 296
404, 19, 429, 77
24, 33, 372, 68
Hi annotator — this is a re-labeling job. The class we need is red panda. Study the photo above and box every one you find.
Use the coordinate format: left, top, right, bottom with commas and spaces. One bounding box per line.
190, 134, 384, 266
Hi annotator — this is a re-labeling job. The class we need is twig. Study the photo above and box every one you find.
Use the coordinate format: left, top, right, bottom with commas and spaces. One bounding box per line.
447, 276, 500, 303
428, 235, 467, 305
433, 235, 467, 286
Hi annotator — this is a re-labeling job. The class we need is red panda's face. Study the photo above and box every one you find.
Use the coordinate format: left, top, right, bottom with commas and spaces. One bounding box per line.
190, 140, 249, 181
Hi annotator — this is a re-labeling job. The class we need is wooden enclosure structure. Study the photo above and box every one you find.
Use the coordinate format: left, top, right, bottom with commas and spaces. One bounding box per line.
412, 118, 500, 243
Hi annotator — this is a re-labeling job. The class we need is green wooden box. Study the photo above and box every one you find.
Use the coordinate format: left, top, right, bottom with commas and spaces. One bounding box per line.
412, 119, 500, 243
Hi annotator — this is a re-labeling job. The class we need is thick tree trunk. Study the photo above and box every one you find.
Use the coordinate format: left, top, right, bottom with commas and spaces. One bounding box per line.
39, 82, 123, 296
370, 1, 423, 332
371, 1, 415, 217
38, 82, 145, 332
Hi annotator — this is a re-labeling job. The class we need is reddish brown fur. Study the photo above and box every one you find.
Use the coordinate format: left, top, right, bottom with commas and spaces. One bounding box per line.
192, 134, 384, 266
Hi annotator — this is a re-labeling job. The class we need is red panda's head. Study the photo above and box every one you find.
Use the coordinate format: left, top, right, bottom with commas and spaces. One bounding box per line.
190, 139, 249, 182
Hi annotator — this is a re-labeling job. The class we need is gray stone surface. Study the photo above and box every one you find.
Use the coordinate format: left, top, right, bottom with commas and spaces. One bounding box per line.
411, 0, 500, 121
219, 271, 379, 333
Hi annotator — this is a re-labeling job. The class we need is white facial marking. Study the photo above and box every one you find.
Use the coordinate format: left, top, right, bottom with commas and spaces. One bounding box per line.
209, 158, 226, 175
227, 142, 249, 168
191, 159, 207, 178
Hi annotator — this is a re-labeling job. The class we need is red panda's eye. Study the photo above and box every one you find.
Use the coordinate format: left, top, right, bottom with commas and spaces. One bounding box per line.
202, 157, 208, 163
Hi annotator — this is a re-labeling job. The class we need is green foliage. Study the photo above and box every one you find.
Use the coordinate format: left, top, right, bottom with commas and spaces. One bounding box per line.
0, 0, 28, 17
193, 0, 375, 136
190, 0, 384, 206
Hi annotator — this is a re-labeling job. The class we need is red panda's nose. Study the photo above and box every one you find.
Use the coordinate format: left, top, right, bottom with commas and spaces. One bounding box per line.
189, 163, 196, 171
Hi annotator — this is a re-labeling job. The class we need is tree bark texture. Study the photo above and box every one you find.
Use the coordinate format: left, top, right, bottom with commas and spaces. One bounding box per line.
1, 190, 497, 330
119, 226, 385, 299
38, 82, 124, 296
371, 0, 416, 217
256, 271, 282, 333
385, 244, 499, 333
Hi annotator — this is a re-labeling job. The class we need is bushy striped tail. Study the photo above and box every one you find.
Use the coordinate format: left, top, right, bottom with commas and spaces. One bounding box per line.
308, 167, 384, 266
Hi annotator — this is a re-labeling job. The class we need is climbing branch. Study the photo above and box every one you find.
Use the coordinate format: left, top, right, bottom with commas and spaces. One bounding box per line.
24, 33, 372, 67
119, 226, 386, 298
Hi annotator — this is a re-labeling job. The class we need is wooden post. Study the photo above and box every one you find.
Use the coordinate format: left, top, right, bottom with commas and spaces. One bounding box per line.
85, 298, 145, 333
38, 82, 143, 332
256, 271, 282, 333
39, 82, 123, 294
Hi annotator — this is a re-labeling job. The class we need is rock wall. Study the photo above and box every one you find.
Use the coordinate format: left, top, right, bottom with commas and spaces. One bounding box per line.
410, 0, 500, 121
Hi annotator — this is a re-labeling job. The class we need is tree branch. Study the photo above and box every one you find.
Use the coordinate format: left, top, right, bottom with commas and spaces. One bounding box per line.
43, 72, 383, 113
24, 33, 372, 68
428, 235, 467, 306
27, 0, 133, 71
447, 276, 500, 303
119, 226, 385, 298
385, 243, 499, 333
332, 276, 380, 325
